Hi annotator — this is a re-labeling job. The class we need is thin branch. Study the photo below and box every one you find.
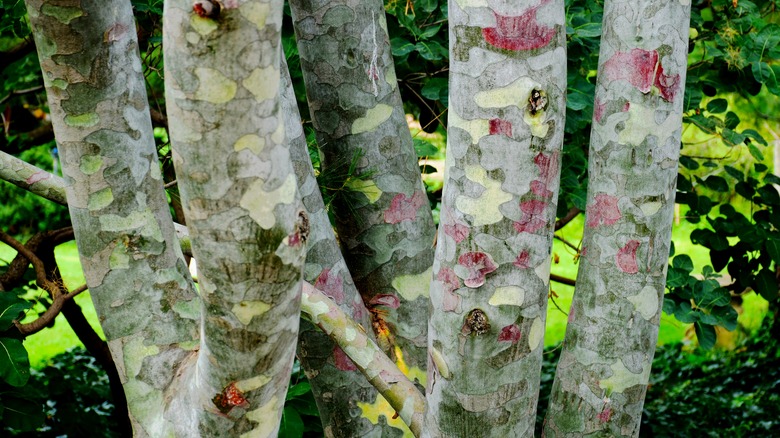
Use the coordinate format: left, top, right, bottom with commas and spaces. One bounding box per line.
548, 288, 569, 316
554, 233, 580, 253
550, 273, 576, 287
0, 85, 45, 107
0, 150, 67, 205
0, 39, 35, 72
301, 281, 425, 437
164, 179, 177, 189
149, 107, 168, 128
554, 207, 581, 231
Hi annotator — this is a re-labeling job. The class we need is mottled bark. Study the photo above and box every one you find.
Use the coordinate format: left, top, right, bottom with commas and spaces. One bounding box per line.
0, 150, 67, 205
289, 0, 436, 390
282, 60, 401, 436
164, 1, 305, 436
301, 281, 425, 437
424, 0, 567, 436
544, 1, 691, 436
24, 0, 201, 435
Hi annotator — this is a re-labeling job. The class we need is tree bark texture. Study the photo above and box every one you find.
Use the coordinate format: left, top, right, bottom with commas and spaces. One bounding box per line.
544, 1, 691, 436
0, 150, 67, 205
289, 0, 437, 391
424, 0, 566, 436
24, 1, 201, 435
164, 0, 306, 435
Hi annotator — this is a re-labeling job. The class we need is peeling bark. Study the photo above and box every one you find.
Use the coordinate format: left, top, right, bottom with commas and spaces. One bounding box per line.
164, 0, 305, 435
544, 1, 691, 436
24, 0, 201, 435
289, 0, 437, 394
424, 0, 567, 436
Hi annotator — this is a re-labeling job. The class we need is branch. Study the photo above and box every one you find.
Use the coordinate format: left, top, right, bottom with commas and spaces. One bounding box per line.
554, 233, 580, 253
0, 150, 67, 205
550, 273, 576, 287
0, 85, 45, 107
554, 207, 581, 231
0, 40, 34, 72
301, 281, 425, 437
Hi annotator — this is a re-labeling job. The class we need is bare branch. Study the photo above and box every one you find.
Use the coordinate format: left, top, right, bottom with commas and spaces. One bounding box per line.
554, 206, 581, 231
0, 151, 67, 205
550, 273, 576, 287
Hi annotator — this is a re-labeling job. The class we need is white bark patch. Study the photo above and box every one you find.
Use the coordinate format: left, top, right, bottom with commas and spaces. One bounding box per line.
399, 396, 414, 426
243, 66, 280, 102
626, 285, 658, 320
88, 187, 113, 211
351, 104, 393, 134
474, 77, 539, 110
618, 103, 680, 146
243, 394, 281, 438
430, 347, 451, 379
193, 68, 237, 104
189, 15, 217, 35
98, 209, 165, 242
489, 286, 526, 307
235, 374, 272, 393
453, 0, 489, 11
232, 300, 272, 325
534, 256, 551, 283
391, 266, 433, 300
123, 337, 160, 379
598, 358, 652, 394
456, 165, 513, 227
528, 317, 544, 350
344, 343, 373, 369
234, 134, 265, 154
239, 173, 297, 229
639, 201, 663, 216
448, 110, 490, 143
239, 1, 271, 30
577, 382, 607, 410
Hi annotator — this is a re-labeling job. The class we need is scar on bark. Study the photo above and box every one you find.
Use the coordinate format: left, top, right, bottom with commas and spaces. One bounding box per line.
528, 89, 548, 116
462, 308, 490, 336
193, 0, 221, 18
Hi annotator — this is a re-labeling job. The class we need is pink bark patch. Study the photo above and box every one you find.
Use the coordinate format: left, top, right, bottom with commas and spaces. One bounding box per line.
384, 191, 426, 224
438, 267, 461, 293
616, 240, 640, 274
482, 3, 556, 51
602, 48, 681, 102
314, 268, 345, 304
369, 294, 401, 309
498, 324, 522, 343
529, 152, 559, 198
514, 199, 548, 234
597, 407, 613, 423
594, 98, 607, 123
458, 252, 498, 288
489, 118, 513, 137
442, 289, 462, 312
513, 250, 531, 269
26, 171, 49, 184
444, 222, 469, 243
586, 193, 621, 227
333, 346, 358, 371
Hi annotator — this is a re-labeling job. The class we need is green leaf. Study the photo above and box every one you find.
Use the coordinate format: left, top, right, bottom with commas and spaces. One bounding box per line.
724, 111, 740, 129
723, 165, 743, 180
706, 98, 728, 113
286, 381, 311, 399
747, 144, 765, 161
0, 396, 44, 432
753, 268, 778, 301
721, 128, 746, 146
673, 301, 698, 323
751, 61, 775, 85
703, 175, 729, 192
711, 305, 738, 331
680, 156, 700, 170
415, 40, 447, 60
390, 37, 415, 56
420, 164, 438, 174
420, 78, 448, 102
666, 268, 690, 288
765, 173, 780, 185
574, 22, 602, 37
0, 295, 32, 330
413, 138, 438, 157
755, 163, 768, 173
672, 254, 694, 273
743, 129, 767, 146
758, 185, 780, 205
0, 337, 30, 387
694, 322, 717, 349
279, 406, 304, 438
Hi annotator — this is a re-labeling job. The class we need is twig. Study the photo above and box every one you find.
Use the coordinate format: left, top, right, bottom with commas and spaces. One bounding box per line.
550, 273, 576, 287
164, 179, 177, 189
554, 207, 581, 231
0, 85, 45, 106
554, 233, 580, 253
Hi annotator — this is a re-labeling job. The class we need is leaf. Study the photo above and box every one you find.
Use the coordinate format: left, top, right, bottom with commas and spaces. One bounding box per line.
390, 37, 415, 56
0, 396, 44, 432
673, 301, 698, 323
767, 238, 780, 265
753, 268, 778, 301
0, 337, 30, 387
757, 185, 780, 205
751, 61, 775, 85
420, 78, 448, 102
703, 175, 729, 192
662, 298, 677, 315
676, 174, 693, 192
286, 381, 311, 399
672, 254, 694, 273
723, 165, 743, 180
747, 143, 765, 161
721, 128, 746, 146
415, 40, 447, 60
755, 163, 768, 173
279, 406, 304, 438
666, 267, 690, 288
711, 305, 739, 331
706, 98, 728, 113
694, 322, 717, 350
413, 138, 438, 157
743, 129, 767, 146
0, 295, 32, 330
420, 164, 438, 174
574, 22, 602, 37
765, 173, 780, 185
724, 111, 740, 129
679, 156, 699, 170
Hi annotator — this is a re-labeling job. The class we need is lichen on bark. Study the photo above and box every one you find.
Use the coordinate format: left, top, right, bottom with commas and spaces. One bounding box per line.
544, 1, 691, 436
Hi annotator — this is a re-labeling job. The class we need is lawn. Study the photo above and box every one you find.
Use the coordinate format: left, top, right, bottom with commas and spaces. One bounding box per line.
1, 213, 769, 367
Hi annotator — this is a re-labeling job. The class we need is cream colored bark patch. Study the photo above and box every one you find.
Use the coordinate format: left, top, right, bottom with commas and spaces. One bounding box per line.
523, 110, 550, 138
193, 68, 237, 104
232, 300, 271, 325
190, 15, 217, 35
430, 346, 451, 379
235, 374, 271, 393
627, 285, 659, 320
244, 66, 280, 102
64, 112, 99, 127
619, 103, 680, 146
240, 1, 271, 30
489, 286, 525, 307
599, 358, 652, 393
344, 343, 373, 369
474, 77, 538, 110
528, 317, 544, 350
345, 179, 383, 203
80, 155, 103, 175
88, 187, 113, 211
234, 134, 265, 154
639, 201, 663, 216
243, 395, 280, 438
535, 256, 552, 283
124, 337, 160, 379
448, 110, 489, 143
351, 104, 393, 134
455, 165, 513, 227
391, 267, 433, 301
240, 174, 297, 229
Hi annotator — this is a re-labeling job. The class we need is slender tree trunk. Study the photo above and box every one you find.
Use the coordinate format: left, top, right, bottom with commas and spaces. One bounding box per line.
424, 0, 567, 435
289, 0, 437, 399
164, 0, 305, 435
24, 1, 200, 435
544, 1, 691, 436
282, 58, 401, 436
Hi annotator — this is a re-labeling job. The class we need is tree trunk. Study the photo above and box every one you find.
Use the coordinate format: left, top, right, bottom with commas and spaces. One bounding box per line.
544, 1, 691, 436
424, 0, 567, 436
163, 0, 306, 435
289, 0, 437, 400
24, 0, 201, 435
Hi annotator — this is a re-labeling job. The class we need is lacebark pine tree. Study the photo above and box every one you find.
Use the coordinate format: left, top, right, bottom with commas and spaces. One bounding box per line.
289, 0, 437, 404
423, 0, 567, 435
544, 1, 692, 436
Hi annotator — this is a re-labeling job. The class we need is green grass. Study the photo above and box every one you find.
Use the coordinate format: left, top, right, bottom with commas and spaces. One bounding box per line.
1, 212, 770, 368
